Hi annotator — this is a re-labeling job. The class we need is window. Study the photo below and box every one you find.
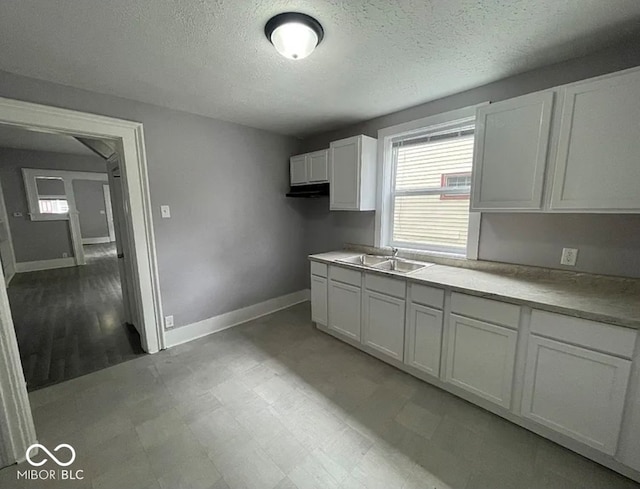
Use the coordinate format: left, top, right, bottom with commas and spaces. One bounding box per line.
382, 112, 477, 255
38, 198, 69, 214
440, 172, 472, 200
35, 177, 69, 214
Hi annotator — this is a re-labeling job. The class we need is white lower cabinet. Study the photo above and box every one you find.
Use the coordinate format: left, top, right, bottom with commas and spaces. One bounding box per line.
405, 303, 443, 377
445, 314, 518, 408
521, 335, 631, 455
310, 275, 327, 325
362, 290, 405, 361
310, 260, 640, 479
328, 280, 362, 341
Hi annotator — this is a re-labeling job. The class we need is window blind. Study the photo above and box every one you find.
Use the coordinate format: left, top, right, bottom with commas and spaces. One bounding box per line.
390, 121, 475, 252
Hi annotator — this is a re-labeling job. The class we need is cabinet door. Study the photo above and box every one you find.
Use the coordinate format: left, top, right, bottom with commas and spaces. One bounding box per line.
290, 155, 308, 185
445, 314, 517, 408
471, 91, 554, 211
405, 303, 443, 377
551, 69, 640, 211
328, 280, 361, 341
308, 150, 329, 183
310, 275, 327, 326
522, 335, 631, 454
362, 290, 405, 361
330, 137, 360, 210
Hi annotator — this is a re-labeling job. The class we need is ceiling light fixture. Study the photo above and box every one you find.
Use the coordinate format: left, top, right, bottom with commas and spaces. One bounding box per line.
265, 12, 324, 60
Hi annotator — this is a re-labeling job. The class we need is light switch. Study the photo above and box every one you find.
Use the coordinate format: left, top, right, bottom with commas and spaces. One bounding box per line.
160, 205, 171, 218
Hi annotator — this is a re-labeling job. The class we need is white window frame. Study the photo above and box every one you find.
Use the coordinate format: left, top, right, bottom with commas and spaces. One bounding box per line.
375, 104, 488, 259
22, 168, 108, 266
22, 168, 107, 221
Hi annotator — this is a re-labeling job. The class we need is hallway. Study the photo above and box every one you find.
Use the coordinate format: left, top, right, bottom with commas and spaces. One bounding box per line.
8, 243, 144, 391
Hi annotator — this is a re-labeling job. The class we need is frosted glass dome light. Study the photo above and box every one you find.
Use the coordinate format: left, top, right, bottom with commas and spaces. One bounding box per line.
265, 13, 324, 60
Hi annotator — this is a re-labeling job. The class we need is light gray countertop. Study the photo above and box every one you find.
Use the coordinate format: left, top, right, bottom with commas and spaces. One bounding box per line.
309, 250, 640, 329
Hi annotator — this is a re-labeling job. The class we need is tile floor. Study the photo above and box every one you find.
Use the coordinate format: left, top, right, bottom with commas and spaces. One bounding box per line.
1, 302, 638, 489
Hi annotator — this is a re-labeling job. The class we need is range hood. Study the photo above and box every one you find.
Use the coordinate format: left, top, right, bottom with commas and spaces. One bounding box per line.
286, 182, 329, 198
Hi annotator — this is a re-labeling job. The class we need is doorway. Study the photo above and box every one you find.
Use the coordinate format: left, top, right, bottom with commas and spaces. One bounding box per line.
0, 96, 163, 468
1, 130, 146, 390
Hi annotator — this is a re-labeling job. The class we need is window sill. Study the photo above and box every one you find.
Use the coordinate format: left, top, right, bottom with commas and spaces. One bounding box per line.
381, 245, 472, 265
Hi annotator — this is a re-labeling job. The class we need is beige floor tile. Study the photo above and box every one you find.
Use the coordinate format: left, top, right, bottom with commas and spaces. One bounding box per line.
145, 431, 209, 478
135, 408, 189, 450
91, 451, 157, 489
395, 401, 442, 439
219, 446, 285, 489
14, 303, 637, 489
287, 450, 344, 489
260, 428, 310, 475
189, 408, 252, 453
429, 415, 483, 462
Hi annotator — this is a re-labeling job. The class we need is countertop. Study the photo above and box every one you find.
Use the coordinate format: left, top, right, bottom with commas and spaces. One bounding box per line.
309, 250, 640, 329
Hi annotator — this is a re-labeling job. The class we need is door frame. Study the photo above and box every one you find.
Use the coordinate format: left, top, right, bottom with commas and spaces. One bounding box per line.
102, 184, 116, 242
0, 96, 165, 466
0, 176, 16, 284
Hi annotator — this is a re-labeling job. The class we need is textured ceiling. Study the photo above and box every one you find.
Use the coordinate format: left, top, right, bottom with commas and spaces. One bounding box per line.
0, 125, 96, 156
1, 1, 640, 136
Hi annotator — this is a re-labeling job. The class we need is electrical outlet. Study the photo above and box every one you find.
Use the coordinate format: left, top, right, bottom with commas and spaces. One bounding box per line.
62, 252, 68, 258
160, 205, 171, 219
165, 315, 174, 328
560, 248, 578, 266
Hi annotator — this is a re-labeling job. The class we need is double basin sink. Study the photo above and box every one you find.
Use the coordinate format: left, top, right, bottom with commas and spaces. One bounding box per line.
337, 254, 432, 274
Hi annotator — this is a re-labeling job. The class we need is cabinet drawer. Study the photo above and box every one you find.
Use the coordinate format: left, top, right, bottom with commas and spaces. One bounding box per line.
451, 292, 520, 329
329, 265, 361, 287
530, 310, 636, 359
365, 273, 406, 299
310, 261, 327, 278
410, 283, 444, 309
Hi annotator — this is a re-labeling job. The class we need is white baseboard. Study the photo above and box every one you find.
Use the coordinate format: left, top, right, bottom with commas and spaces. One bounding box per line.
82, 236, 111, 245
164, 289, 311, 348
15, 257, 76, 273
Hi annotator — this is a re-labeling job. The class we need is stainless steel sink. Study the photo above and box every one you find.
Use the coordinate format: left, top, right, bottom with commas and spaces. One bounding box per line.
337, 254, 430, 274
338, 254, 390, 267
373, 258, 429, 273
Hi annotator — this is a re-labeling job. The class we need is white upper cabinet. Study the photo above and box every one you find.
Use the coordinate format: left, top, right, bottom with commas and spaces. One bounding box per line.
290, 150, 329, 186
470, 67, 640, 213
471, 91, 554, 211
290, 154, 308, 186
330, 135, 377, 211
308, 150, 329, 183
550, 69, 640, 211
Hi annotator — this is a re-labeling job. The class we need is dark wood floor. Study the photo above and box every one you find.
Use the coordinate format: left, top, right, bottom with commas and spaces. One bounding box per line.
8, 243, 144, 391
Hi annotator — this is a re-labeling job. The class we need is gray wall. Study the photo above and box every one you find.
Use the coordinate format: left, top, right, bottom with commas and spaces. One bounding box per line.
73, 179, 109, 239
0, 71, 305, 328
0, 147, 106, 262
299, 39, 640, 278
